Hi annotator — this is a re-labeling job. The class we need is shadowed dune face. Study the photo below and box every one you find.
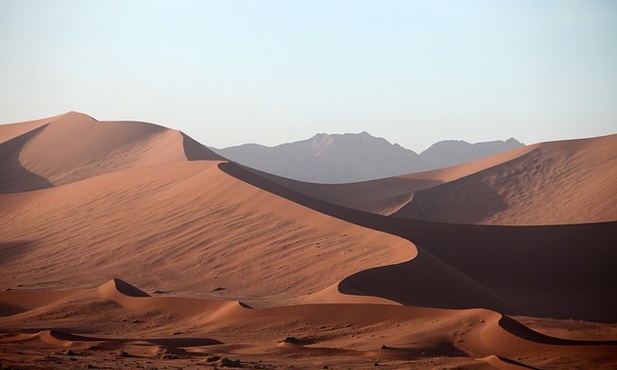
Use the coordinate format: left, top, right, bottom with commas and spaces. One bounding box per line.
0, 115, 57, 144
253, 170, 442, 215
181, 132, 226, 161
396, 178, 510, 224
100, 278, 150, 298
338, 250, 511, 312
0, 124, 54, 193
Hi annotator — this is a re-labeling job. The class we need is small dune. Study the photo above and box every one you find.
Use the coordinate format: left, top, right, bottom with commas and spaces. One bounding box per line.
0, 282, 615, 369
98, 278, 150, 298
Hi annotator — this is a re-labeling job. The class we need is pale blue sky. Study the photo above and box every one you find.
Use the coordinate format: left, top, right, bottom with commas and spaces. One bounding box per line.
1, 0, 616, 151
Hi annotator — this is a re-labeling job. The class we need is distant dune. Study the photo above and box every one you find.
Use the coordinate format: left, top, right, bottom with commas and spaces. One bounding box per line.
265, 135, 617, 225
213, 131, 523, 183
394, 134, 617, 224
0, 112, 615, 369
249, 144, 536, 215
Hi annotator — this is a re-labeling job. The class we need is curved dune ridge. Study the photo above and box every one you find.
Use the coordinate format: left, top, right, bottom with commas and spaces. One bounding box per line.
0, 129, 419, 307
219, 162, 617, 322
252, 144, 535, 215
1, 113, 616, 368
0, 279, 615, 369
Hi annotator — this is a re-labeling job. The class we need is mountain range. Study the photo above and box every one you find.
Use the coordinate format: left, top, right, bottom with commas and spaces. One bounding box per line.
213, 132, 523, 183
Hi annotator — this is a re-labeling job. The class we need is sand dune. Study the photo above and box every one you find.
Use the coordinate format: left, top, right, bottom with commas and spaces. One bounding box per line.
255, 144, 535, 215
394, 135, 617, 224
0, 279, 615, 369
0, 111, 222, 193
0, 156, 419, 303
98, 278, 150, 298
2, 115, 614, 320
0, 118, 511, 314
222, 162, 617, 321
0, 158, 514, 312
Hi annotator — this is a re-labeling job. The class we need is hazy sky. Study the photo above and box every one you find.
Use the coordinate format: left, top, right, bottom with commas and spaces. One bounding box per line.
1, 0, 616, 151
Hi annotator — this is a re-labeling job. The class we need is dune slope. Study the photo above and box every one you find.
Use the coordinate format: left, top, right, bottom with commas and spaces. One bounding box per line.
393, 135, 617, 225
0, 160, 408, 304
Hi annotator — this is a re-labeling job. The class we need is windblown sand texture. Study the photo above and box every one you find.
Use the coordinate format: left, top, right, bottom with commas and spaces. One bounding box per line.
1, 112, 616, 369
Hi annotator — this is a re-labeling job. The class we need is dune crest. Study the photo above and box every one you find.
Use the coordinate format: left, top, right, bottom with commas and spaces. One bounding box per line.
0, 114, 63, 144
98, 278, 150, 299
0, 112, 222, 193
394, 134, 617, 224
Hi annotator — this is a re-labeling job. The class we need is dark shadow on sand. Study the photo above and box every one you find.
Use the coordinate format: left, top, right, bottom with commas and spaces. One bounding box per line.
393, 176, 509, 223
0, 241, 40, 268
182, 133, 227, 161
0, 124, 53, 193
218, 161, 617, 322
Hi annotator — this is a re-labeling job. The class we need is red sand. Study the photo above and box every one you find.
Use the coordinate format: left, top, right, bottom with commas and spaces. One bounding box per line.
1, 112, 615, 369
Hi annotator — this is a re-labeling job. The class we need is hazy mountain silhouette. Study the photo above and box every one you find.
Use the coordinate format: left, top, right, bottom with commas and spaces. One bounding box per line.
213, 132, 523, 183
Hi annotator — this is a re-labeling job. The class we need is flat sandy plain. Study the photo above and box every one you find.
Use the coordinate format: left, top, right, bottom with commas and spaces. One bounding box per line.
1, 112, 616, 369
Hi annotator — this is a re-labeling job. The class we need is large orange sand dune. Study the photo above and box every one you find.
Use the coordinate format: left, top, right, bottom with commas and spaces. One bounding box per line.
0, 111, 222, 193
0, 113, 509, 312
